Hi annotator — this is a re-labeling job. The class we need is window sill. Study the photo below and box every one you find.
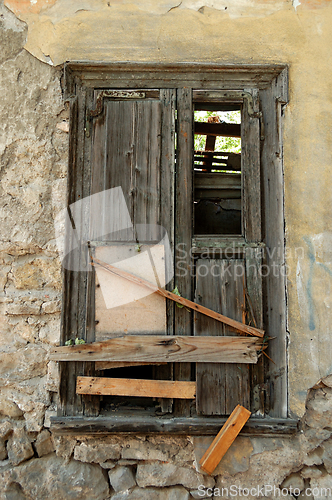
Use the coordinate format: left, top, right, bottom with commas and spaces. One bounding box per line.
50, 414, 298, 437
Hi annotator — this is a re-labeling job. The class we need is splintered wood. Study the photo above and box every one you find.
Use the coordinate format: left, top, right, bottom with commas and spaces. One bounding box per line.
76, 377, 196, 399
199, 405, 251, 475
50, 335, 261, 363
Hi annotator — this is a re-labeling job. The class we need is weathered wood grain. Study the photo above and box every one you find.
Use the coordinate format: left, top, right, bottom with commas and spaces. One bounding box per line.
65, 63, 287, 92
195, 260, 251, 415
51, 414, 298, 436
157, 88, 176, 413
242, 89, 261, 243
92, 257, 264, 338
199, 405, 251, 475
174, 88, 193, 416
51, 336, 261, 363
260, 75, 288, 417
76, 377, 196, 399
95, 361, 167, 370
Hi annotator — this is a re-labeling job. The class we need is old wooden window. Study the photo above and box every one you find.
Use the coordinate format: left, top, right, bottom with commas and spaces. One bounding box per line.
52, 64, 295, 435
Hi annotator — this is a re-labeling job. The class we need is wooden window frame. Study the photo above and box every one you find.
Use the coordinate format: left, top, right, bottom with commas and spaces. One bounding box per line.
51, 63, 297, 436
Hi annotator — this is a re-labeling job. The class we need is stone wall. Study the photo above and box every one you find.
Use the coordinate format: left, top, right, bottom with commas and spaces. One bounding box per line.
1, 382, 332, 499
1, 1, 332, 499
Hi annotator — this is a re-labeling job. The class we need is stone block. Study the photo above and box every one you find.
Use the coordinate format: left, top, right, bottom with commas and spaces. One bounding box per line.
7, 427, 34, 466
10, 454, 110, 500
0, 421, 13, 439
6, 299, 42, 316
0, 439, 8, 461
305, 388, 332, 429
41, 299, 61, 314
45, 361, 59, 392
0, 3, 27, 65
34, 430, 54, 457
281, 472, 305, 492
24, 402, 46, 432
0, 396, 23, 418
39, 315, 60, 345
53, 435, 77, 460
136, 462, 214, 490
0, 345, 47, 384
74, 440, 121, 463
11, 258, 61, 291
13, 317, 38, 343
301, 466, 323, 479
304, 429, 331, 445
111, 486, 190, 500
322, 437, 332, 473
0, 265, 11, 292
122, 440, 169, 461
108, 466, 136, 492
310, 475, 332, 500
304, 447, 324, 466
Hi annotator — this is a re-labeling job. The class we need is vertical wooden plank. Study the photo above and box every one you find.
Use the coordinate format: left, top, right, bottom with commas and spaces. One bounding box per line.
224, 260, 250, 413
83, 89, 99, 416
154, 89, 176, 413
133, 99, 161, 240
242, 90, 261, 242
59, 95, 78, 417
242, 90, 265, 414
195, 260, 250, 415
59, 85, 88, 416
195, 259, 226, 415
105, 100, 136, 241
246, 247, 264, 414
174, 88, 193, 416
260, 77, 287, 418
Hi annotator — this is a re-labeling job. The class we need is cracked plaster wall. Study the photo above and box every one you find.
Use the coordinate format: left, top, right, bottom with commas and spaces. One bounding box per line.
1, 0, 332, 498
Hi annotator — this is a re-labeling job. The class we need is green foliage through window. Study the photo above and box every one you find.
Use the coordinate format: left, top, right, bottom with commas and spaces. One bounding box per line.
194, 110, 241, 153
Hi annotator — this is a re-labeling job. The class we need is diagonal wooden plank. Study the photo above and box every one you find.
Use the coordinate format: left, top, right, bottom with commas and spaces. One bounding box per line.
92, 257, 264, 338
50, 335, 261, 363
199, 404, 251, 474
76, 377, 196, 399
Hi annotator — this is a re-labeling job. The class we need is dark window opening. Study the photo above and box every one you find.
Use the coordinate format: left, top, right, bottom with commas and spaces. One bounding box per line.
194, 105, 242, 236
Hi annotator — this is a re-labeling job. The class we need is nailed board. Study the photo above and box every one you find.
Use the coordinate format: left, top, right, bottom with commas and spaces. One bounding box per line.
199, 404, 251, 474
76, 377, 196, 399
95, 244, 166, 341
51, 335, 260, 363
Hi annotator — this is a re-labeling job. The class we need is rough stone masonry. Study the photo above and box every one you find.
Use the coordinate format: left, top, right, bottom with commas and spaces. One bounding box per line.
1, 1, 332, 499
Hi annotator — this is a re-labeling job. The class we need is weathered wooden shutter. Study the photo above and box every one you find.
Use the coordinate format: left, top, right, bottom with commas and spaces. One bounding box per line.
90, 89, 176, 412
192, 90, 264, 416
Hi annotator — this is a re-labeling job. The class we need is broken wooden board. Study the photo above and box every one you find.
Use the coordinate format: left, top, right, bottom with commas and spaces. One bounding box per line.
94, 244, 166, 341
50, 335, 261, 363
95, 361, 167, 370
93, 257, 264, 338
199, 405, 251, 475
76, 377, 196, 399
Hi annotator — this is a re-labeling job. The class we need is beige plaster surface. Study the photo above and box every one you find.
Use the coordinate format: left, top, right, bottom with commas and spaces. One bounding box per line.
2, 0, 332, 417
